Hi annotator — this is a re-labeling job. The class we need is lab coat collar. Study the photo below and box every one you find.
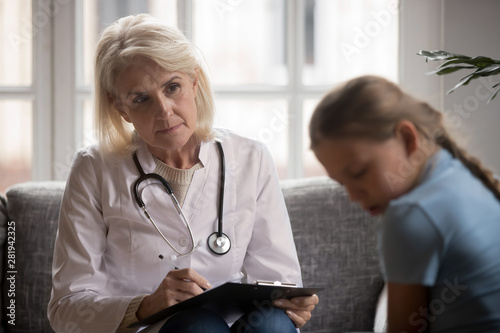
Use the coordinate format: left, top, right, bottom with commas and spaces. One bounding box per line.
133, 135, 213, 174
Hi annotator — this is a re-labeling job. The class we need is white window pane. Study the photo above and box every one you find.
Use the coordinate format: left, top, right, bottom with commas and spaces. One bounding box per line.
0, 100, 32, 192
82, 0, 99, 87
0, 0, 32, 86
302, 99, 326, 178
303, 0, 398, 85
81, 0, 177, 87
83, 98, 96, 146
147, 0, 178, 24
193, 0, 287, 86
213, 99, 288, 178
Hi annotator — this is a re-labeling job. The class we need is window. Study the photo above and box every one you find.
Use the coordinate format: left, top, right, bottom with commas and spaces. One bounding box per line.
0, 0, 51, 193
77, 0, 398, 179
0, 0, 399, 192
0, 1, 33, 192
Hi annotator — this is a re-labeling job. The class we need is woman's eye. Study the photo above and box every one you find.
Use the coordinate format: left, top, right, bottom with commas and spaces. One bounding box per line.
351, 168, 367, 179
166, 83, 180, 94
132, 95, 148, 104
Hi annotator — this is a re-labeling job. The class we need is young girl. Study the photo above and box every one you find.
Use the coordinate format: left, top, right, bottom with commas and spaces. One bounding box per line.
309, 75, 500, 333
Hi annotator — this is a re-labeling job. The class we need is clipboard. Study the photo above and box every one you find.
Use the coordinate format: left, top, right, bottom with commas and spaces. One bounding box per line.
130, 282, 323, 328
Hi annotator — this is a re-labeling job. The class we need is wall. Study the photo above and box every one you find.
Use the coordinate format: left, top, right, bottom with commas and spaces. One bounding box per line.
442, 0, 500, 174
400, 0, 500, 174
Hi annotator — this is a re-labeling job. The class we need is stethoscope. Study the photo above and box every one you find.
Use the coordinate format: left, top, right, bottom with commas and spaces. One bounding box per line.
132, 141, 231, 260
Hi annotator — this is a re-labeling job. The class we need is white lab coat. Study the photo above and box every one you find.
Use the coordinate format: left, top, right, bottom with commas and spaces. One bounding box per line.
48, 130, 302, 333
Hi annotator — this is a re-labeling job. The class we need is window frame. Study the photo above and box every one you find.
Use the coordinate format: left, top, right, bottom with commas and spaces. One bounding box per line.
0, 0, 52, 182
42, 0, 441, 181
54, 0, 341, 179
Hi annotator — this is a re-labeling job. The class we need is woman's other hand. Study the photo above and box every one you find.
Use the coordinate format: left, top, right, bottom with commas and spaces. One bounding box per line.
273, 294, 319, 328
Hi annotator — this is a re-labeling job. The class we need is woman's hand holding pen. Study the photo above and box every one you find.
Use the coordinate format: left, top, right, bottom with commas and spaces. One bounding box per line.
136, 268, 211, 321
273, 294, 319, 328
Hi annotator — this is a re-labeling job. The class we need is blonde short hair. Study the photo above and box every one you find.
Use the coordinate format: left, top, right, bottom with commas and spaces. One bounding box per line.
94, 14, 215, 154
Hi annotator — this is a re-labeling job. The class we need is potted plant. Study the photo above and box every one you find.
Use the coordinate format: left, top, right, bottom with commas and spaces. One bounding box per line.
417, 50, 500, 103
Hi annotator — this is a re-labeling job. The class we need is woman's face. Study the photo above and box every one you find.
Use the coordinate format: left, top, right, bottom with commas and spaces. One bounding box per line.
113, 57, 198, 155
313, 135, 423, 216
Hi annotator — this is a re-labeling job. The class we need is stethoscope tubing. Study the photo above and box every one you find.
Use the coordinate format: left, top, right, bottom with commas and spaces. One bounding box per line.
215, 141, 225, 239
132, 155, 200, 257
141, 204, 199, 257
132, 141, 229, 258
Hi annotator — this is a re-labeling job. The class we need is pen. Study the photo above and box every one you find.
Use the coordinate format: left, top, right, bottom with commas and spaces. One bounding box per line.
158, 254, 179, 270
158, 255, 207, 291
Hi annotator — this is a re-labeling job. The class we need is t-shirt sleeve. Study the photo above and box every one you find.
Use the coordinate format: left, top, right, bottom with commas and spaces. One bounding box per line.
380, 203, 444, 286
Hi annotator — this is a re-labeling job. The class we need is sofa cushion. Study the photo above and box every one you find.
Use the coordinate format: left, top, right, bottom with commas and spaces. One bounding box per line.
2, 182, 65, 333
281, 177, 384, 333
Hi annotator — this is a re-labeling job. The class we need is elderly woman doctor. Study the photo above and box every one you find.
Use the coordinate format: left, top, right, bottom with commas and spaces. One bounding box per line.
47, 14, 318, 333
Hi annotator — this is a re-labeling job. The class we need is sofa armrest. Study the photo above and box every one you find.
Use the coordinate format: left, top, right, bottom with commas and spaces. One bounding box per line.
2, 181, 65, 333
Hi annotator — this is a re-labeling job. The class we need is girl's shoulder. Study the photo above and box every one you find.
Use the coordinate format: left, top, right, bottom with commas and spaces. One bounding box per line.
386, 150, 500, 234
391, 150, 494, 209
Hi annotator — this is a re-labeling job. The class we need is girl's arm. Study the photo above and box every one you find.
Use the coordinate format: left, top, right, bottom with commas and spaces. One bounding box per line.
387, 282, 429, 333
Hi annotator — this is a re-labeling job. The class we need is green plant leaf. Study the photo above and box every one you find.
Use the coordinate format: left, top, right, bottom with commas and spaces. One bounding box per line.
427, 65, 476, 75
417, 50, 471, 62
487, 86, 500, 103
437, 56, 500, 69
418, 50, 500, 103
464, 56, 500, 67
446, 74, 477, 95
472, 64, 500, 76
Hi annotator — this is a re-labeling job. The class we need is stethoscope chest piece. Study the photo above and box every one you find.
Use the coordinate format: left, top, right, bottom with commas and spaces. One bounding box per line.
207, 232, 231, 255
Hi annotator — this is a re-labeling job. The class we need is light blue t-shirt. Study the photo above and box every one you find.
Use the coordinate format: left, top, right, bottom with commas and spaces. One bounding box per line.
379, 149, 500, 333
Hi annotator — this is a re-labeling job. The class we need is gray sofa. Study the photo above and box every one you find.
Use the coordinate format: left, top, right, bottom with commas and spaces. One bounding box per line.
0, 177, 384, 332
